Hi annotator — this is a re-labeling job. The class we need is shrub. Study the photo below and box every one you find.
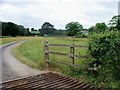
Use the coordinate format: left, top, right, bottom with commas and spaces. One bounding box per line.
88, 30, 120, 81
76, 32, 87, 38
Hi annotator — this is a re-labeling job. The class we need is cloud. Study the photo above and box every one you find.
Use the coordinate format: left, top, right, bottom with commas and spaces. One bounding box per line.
0, 0, 118, 29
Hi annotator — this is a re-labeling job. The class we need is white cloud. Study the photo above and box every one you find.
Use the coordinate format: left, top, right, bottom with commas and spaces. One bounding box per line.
0, 0, 118, 29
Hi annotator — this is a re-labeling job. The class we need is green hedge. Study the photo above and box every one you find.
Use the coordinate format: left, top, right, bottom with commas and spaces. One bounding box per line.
88, 30, 120, 85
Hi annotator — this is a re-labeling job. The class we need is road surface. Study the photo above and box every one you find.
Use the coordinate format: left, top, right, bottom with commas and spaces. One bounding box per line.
1, 41, 44, 82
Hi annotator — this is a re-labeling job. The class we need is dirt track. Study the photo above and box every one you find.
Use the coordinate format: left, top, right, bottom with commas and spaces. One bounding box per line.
1, 41, 44, 82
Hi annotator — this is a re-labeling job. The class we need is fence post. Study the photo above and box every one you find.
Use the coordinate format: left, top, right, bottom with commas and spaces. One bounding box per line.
70, 44, 74, 68
44, 40, 49, 68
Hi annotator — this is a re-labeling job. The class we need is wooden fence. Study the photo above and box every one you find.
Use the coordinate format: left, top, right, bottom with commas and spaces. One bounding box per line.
44, 40, 89, 69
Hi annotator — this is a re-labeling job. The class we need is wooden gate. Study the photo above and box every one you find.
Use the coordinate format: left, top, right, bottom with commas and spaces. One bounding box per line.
44, 40, 89, 68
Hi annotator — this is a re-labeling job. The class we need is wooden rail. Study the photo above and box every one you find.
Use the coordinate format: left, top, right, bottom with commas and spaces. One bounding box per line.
44, 40, 89, 69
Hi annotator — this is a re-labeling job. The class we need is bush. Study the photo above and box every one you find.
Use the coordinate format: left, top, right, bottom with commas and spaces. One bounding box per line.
76, 32, 87, 38
88, 30, 120, 84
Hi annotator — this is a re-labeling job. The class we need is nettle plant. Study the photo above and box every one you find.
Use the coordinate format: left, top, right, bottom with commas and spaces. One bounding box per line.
88, 30, 120, 80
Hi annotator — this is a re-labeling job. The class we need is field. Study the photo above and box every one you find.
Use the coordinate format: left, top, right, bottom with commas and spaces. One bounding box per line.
0, 37, 31, 45
30, 31, 40, 34
12, 37, 88, 71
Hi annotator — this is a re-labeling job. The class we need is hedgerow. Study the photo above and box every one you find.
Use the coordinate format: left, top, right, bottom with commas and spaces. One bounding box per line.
88, 29, 120, 88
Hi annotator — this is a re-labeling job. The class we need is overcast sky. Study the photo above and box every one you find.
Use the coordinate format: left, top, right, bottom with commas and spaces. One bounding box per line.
0, 0, 119, 29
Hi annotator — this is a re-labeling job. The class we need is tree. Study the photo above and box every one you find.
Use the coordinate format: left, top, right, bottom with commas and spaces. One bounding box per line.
76, 32, 86, 38
65, 22, 83, 36
2, 22, 8, 36
26, 28, 31, 35
89, 22, 107, 34
108, 15, 120, 30
2, 21, 30, 36
31, 28, 34, 31
17, 25, 26, 36
96, 23, 107, 32
88, 26, 95, 33
38, 29, 41, 31
2, 22, 18, 37
109, 15, 120, 62
40, 22, 56, 35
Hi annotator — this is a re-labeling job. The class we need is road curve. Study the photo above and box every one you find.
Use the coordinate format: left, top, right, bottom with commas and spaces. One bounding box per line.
1, 41, 44, 82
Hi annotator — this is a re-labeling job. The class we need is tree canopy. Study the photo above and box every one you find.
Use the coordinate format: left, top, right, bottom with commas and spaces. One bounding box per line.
89, 22, 107, 33
65, 22, 83, 36
108, 15, 120, 30
40, 22, 56, 36
31, 28, 34, 31
2, 22, 30, 37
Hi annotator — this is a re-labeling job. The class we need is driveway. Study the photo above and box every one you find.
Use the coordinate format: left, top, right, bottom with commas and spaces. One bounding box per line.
1, 41, 44, 82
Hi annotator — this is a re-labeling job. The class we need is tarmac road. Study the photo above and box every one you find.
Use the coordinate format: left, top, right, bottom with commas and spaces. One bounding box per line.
1, 41, 44, 82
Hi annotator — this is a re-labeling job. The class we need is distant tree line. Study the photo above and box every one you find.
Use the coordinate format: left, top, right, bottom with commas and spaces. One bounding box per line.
2, 15, 119, 37
1, 21, 65, 37
1, 21, 88, 37
2, 22, 30, 37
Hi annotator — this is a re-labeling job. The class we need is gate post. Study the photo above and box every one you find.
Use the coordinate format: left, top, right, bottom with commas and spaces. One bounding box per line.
44, 40, 49, 68
70, 44, 74, 68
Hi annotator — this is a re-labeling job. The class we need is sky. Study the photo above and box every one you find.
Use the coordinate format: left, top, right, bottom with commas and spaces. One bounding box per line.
0, 0, 119, 29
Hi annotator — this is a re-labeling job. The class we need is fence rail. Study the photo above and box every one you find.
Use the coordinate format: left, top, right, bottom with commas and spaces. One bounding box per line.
44, 40, 89, 69
49, 44, 88, 48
